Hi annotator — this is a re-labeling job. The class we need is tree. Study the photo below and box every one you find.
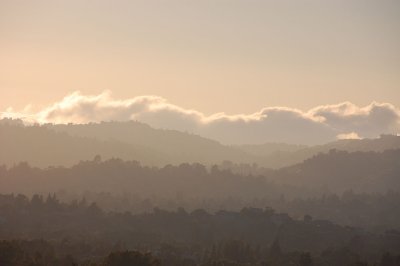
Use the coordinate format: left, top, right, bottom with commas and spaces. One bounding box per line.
299, 252, 313, 266
104, 251, 160, 266
269, 239, 282, 259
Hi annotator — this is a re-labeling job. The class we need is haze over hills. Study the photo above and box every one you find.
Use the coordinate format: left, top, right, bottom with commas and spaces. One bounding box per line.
2, 147, 400, 235
0, 119, 166, 167
236, 134, 400, 168
2, 147, 399, 197
2, 0, 400, 264
2, 118, 400, 169
2, 119, 400, 266
42, 121, 400, 169
0, 119, 254, 168
47, 120, 255, 165
274, 149, 400, 193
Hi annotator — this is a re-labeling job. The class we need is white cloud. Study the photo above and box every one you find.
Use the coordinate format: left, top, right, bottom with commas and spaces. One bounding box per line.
1, 91, 399, 145
309, 102, 400, 139
337, 132, 362, 140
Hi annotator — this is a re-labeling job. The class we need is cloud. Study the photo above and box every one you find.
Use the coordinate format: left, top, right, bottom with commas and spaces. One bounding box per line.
337, 132, 362, 140
1, 91, 399, 145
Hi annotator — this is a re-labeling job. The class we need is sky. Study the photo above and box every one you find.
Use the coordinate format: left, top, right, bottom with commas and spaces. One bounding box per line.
1, 0, 399, 115
1, 0, 400, 144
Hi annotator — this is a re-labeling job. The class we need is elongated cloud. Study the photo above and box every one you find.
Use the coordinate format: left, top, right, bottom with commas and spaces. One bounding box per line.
2, 91, 400, 145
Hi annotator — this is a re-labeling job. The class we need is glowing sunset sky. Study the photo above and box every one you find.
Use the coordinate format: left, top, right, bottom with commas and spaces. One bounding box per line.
1, 0, 399, 115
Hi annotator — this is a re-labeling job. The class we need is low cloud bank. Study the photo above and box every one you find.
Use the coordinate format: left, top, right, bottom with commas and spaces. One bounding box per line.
2, 91, 399, 145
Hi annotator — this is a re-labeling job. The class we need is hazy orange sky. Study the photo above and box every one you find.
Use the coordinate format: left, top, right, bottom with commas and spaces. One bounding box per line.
1, 0, 399, 115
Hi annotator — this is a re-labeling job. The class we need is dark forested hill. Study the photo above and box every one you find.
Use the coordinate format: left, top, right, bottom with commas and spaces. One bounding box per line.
1, 149, 400, 198
1, 193, 399, 266
2, 148, 400, 233
275, 149, 400, 193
